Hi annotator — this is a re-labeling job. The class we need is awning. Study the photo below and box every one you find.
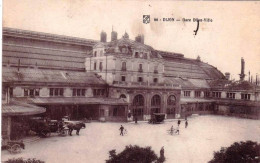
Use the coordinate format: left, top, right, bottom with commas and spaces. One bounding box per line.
2, 101, 46, 116
12, 97, 129, 105
180, 98, 215, 104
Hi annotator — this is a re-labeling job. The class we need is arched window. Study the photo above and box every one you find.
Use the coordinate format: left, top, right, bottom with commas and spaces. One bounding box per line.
120, 94, 127, 99
133, 94, 144, 106
167, 95, 176, 105
122, 62, 126, 71
151, 95, 161, 106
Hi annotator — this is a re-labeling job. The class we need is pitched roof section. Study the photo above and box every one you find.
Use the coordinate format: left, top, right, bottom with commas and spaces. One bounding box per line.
208, 80, 260, 91
2, 101, 46, 116
3, 27, 97, 71
165, 77, 210, 89
2, 67, 106, 85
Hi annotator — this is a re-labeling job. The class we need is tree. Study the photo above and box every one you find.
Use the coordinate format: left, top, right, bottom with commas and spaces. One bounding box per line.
106, 145, 165, 163
209, 141, 260, 163
5, 157, 45, 163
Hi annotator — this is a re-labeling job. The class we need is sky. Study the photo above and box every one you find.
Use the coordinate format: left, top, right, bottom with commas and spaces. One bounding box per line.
3, 0, 260, 80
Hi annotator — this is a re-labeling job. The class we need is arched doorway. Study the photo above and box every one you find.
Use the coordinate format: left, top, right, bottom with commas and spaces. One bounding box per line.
132, 94, 144, 118
167, 95, 176, 118
151, 95, 161, 114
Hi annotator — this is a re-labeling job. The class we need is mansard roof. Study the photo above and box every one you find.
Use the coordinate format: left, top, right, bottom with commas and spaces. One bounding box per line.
94, 37, 162, 59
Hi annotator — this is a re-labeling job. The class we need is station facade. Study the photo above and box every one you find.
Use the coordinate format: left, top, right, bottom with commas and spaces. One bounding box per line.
2, 27, 260, 125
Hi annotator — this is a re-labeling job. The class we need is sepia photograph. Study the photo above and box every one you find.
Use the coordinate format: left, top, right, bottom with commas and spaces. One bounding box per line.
1, 0, 260, 163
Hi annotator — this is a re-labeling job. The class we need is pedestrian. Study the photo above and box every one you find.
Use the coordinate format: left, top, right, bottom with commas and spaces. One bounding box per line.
119, 125, 124, 136
135, 116, 138, 124
185, 120, 188, 128
177, 119, 181, 126
175, 126, 180, 135
159, 146, 165, 162
170, 125, 174, 135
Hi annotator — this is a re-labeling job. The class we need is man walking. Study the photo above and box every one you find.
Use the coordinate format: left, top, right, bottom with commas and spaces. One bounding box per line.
119, 125, 124, 136
185, 120, 188, 128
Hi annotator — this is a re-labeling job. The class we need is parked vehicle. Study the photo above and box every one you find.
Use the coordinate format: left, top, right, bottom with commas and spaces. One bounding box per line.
2, 141, 25, 154
149, 113, 166, 124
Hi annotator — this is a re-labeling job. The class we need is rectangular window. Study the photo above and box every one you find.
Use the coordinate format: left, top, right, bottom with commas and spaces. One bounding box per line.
24, 88, 40, 97
72, 89, 86, 96
195, 91, 201, 97
99, 62, 103, 71
184, 91, 191, 97
212, 92, 221, 98
35, 89, 40, 96
138, 64, 143, 72
241, 93, 250, 100
226, 92, 235, 99
154, 66, 158, 74
138, 77, 143, 82
121, 76, 126, 82
24, 89, 29, 97
153, 78, 158, 83
94, 62, 97, 70
204, 91, 210, 97
93, 89, 105, 97
50, 88, 64, 97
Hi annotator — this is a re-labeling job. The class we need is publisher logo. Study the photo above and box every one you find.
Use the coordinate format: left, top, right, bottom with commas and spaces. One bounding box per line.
143, 15, 150, 24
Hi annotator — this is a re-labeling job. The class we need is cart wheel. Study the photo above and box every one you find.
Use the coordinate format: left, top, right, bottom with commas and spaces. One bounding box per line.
11, 144, 22, 154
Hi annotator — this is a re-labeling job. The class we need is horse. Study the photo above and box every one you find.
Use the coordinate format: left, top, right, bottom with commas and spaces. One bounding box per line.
67, 122, 86, 136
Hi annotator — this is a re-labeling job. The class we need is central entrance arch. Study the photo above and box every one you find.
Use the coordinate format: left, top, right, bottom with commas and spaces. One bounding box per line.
151, 95, 161, 114
132, 94, 144, 118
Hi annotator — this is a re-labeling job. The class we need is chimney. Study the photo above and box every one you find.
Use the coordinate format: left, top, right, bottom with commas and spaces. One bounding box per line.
100, 31, 107, 42
111, 29, 118, 42
225, 72, 230, 80
239, 57, 245, 81
135, 34, 144, 44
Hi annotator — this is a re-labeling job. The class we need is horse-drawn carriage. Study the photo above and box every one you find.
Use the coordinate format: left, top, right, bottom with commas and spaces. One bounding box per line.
28, 118, 68, 137
149, 113, 166, 124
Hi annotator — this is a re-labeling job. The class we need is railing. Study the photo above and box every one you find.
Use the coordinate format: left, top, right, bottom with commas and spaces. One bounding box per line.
113, 81, 181, 88
121, 68, 127, 71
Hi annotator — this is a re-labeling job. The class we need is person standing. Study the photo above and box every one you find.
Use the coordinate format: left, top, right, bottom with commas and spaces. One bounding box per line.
159, 146, 165, 162
119, 125, 124, 136
177, 119, 181, 126
170, 125, 174, 135
185, 120, 188, 128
